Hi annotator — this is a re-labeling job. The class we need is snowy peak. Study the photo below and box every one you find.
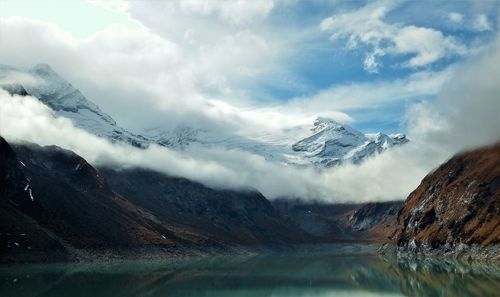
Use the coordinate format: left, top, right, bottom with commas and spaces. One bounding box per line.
291, 117, 408, 167
311, 117, 361, 135
390, 133, 409, 145
144, 125, 207, 150
292, 117, 368, 155
27, 64, 111, 121
1, 63, 149, 148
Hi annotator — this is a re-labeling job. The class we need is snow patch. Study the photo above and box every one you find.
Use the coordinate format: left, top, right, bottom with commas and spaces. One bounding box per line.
28, 188, 34, 202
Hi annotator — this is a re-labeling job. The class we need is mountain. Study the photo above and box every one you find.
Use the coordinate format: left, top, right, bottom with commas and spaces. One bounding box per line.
290, 117, 408, 167
0, 63, 407, 167
0, 136, 183, 262
390, 143, 500, 259
144, 117, 408, 167
0, 136, 311, 263
99, 167, 309, 246
272, 199, 403, 243
0, 64, 149, 148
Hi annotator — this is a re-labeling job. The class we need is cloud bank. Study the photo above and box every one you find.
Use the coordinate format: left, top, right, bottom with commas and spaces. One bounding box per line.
1, 37, 498, 203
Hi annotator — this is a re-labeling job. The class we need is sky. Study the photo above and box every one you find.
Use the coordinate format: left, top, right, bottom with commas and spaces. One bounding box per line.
0, 0, 497, 134
0, 0, 499, 202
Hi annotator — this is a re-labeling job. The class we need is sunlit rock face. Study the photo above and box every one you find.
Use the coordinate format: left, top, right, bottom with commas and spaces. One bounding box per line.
394, 143, 500, 255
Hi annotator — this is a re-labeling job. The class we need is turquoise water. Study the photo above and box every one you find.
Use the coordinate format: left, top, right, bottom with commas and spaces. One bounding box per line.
1, 251, 499, 297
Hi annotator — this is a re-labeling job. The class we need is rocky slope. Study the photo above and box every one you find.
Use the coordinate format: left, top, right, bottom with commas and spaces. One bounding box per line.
0, 137, 69, 262
0, 137, 187, 262
392, 143, 500, 258
99, 167, 310, 246
0, 137, 311, 263
272, 199, 403, 243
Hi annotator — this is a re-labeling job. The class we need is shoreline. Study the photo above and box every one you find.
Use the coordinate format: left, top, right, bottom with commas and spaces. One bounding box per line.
1, 243, 380, 265
379, 243, 500, 263
3, 242, 499, 265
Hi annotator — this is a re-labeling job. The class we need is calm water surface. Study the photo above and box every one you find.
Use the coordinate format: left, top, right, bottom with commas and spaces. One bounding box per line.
1, 247, 499, 297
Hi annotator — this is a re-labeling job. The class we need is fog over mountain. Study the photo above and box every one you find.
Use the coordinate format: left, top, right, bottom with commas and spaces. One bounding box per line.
1, 36, 498, 202
0, 0, 498, 202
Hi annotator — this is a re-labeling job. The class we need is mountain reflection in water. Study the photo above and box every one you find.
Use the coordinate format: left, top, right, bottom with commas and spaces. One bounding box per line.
1, 252, 499, 297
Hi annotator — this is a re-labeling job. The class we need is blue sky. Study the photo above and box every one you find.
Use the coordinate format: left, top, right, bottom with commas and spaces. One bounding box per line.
0, 0, 498, 134
254, 0, 499, 133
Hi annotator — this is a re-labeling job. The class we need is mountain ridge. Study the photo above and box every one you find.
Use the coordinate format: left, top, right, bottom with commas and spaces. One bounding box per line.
0, 63, 408, 167
379, 143, 500, 260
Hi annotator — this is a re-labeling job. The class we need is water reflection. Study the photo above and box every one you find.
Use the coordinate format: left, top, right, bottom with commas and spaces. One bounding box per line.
1, 252, 499, 297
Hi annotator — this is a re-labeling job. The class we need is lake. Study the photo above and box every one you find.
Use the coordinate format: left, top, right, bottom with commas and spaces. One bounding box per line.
1, 245, 499, 297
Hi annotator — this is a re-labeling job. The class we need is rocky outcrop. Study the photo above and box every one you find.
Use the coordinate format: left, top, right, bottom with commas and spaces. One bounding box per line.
272, 199, 403, 242
340, 201, 402, 242
393, 143, 500, 259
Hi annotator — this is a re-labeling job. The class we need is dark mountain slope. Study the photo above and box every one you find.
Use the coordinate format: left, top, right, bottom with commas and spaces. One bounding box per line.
272, 199, 403, 242
0, 137, 68, 262
394, 143, 500, 254
9, 141, 183, 250
99, 168, 310, 246
1, 137, 310, 263
1, 137, 208, 262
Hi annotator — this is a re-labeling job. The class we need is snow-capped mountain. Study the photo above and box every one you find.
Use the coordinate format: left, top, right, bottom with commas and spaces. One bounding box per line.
0, 64, 149, 148
1, 63, 408, 167
290, 117, 408, 167
144, 117, 408, 167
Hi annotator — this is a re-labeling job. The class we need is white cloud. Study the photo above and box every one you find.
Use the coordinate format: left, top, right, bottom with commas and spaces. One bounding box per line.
176, 0, 275, 25
411, 36, 500, 150
285, 67, 453, 114
363, 47, 385, 73
448, 12, 464, 24
0, 14, 349, 141
393, 25, 466, 68
472, 14, 492, 32
86, 0, 129, 13
0, 1, 483, 139
320, 0, 467, 72
0, 14, 458, 146
0, 16, 284, 133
